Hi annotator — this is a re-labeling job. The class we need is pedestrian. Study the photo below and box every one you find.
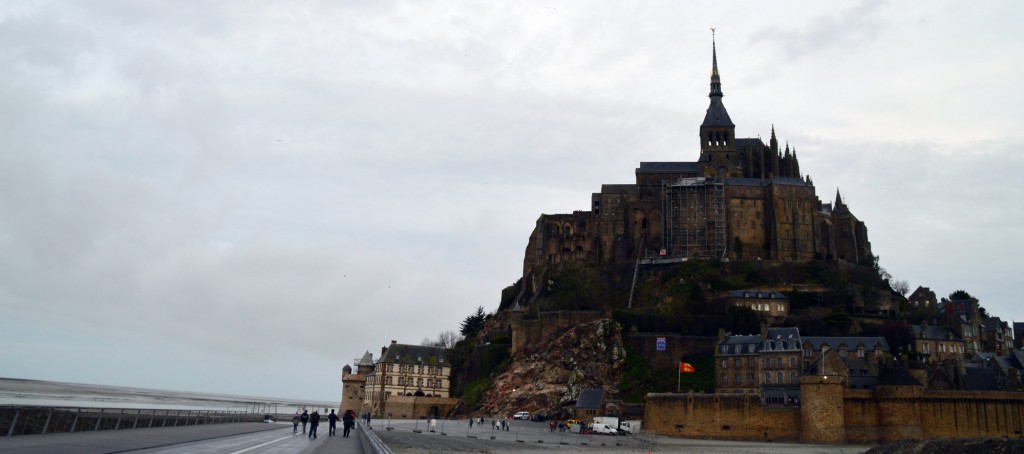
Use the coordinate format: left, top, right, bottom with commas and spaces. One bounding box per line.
327, 409, 339, 436
308, 410, 320, 439
469, 417, 473, 428
300, 410, 309, 434
292, 412, 300, 433
343, 410, 355, 437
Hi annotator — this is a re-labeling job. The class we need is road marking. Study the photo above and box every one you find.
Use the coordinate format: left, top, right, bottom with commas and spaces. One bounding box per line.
227, 434, 294, 454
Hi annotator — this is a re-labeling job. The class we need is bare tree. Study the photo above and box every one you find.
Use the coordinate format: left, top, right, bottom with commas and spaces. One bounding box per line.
421, 330, 464, 349
891, 279, 910, 297
436, 330, 463, 349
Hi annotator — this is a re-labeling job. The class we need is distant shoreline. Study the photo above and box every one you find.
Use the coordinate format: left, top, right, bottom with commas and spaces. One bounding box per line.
0, 377, 337, 413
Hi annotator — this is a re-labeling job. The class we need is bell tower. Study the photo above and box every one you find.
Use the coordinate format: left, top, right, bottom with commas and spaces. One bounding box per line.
699, 30, 740, 178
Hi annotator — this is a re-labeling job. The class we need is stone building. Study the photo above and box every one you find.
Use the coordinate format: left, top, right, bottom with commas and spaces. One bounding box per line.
520, 36, 871, 302
361, 340, 458, 418
909, 322, 965, 362
981, 316, 1014, 355
1015, 322, 1024, 350
907, 286, 937, 310
339, 351, 375, 415
725, 289, 789, 323
715, 326, 803, 403
716, 327, 890, 401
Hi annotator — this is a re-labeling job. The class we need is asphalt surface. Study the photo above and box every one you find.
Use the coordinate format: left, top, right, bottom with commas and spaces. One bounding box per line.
0, 422, 365, 454
372, 419, 876, 454
0, 418, 875, 454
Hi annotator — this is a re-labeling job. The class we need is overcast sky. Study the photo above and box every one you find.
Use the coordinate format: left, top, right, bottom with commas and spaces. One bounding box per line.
2, 1, 1022, 403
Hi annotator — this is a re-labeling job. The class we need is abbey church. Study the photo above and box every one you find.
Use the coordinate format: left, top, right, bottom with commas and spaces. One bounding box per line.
523, 38, 871, 278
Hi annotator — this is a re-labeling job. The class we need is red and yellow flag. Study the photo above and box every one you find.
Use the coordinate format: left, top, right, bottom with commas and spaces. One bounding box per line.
679, 362, 695, 373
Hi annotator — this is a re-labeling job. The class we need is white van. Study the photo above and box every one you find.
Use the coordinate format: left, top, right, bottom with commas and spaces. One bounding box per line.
513, 411, 530, 420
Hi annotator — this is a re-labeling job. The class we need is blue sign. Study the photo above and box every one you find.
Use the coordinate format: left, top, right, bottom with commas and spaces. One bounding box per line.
656, 337, 666, 351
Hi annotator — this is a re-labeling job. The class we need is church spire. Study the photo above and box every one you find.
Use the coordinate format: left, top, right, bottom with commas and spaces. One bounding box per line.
700, 29, 733, 129
710, 28, 723, 97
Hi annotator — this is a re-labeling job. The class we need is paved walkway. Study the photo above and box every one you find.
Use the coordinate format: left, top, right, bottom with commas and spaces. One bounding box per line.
0, 422, 367, 453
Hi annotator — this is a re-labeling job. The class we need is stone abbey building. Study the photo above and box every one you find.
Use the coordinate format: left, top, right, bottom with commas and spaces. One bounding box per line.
523, 38, 871, 279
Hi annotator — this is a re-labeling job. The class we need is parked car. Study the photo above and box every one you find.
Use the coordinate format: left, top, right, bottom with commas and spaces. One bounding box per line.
590, 423, 618, 435
513, 411, 530, 420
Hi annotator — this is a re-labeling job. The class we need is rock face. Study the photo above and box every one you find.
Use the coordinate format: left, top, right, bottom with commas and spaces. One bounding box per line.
476, 318, 626, 418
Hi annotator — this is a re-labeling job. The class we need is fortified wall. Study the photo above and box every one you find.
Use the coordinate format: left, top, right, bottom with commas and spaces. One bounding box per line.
382, 395, 460, 420
510, 310, 604, 355
646, 376, 1024, 443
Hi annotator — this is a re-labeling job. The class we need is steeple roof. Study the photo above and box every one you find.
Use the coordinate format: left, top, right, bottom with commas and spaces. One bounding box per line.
701, 31, 734, 128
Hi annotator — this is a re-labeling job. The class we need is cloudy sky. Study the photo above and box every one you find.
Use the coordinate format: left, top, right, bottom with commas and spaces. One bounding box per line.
2, 1, 1022, 403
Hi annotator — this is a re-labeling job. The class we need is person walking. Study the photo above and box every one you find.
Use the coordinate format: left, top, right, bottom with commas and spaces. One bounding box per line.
308, 410, 320, 439
300, 410, 309, 434
327, 409, 339, 436
291, 412, 300, 433
343, 410, 355, 437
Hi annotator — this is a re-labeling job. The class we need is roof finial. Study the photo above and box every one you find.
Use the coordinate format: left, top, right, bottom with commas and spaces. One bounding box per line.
709, 28, 722, 97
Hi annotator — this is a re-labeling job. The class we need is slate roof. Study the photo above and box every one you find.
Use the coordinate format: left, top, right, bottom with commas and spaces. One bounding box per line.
637, 162, 699, 172
802, 336, 890, 352
911, 324, 959, 341
876, 365, 921, 386
357, 351, 375, 367
576, 389, 605, 410
964, 367, 1001, 390
734, 138, 764, 150
378, 342, 448, 366
702, 96, 734, 127
599, 184, 633, 194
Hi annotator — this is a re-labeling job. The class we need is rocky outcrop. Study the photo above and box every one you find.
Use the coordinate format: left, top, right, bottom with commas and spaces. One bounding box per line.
475, 317, 626, 418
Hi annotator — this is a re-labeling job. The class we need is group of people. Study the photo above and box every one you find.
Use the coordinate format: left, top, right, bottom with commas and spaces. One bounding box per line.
291, 409, 357, 439
468, 416, 511, 431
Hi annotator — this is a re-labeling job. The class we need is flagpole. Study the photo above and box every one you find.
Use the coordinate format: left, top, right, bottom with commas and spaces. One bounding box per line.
677, 362, 681, 393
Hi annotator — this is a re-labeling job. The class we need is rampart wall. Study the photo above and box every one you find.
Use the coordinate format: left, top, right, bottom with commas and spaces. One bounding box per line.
511, 310, 604, 354
644, 393, 800, 441
645, 381, 1024, 444
383, 396, 459, 420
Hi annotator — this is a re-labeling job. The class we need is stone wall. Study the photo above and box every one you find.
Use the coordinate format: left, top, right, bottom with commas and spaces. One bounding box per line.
644, 393, 800, 441
844, 388, 1024, 442
382, 395, 460, 420
645, 381, 1024, 444
512, 310, 604, 355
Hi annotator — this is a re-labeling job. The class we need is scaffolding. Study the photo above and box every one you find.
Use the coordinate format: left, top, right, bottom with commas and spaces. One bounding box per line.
662, 177, 726, 259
